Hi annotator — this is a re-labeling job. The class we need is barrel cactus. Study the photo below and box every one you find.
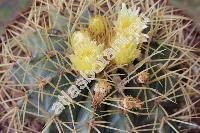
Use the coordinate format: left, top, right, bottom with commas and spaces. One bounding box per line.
0, 0, 199, 132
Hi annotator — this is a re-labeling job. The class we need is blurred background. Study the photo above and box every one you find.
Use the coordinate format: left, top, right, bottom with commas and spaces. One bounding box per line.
0, 0, 30, 36
0, 0, 200, 36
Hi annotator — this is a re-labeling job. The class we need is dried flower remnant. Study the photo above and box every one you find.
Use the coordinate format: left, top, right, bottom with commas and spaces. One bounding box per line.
137, 72, 149, 84
37, 77, 51, 89
92, 81, 112, 109
120, 96, 143, 114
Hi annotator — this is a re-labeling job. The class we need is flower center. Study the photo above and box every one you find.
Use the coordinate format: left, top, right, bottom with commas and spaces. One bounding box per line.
80, 50, 92, 57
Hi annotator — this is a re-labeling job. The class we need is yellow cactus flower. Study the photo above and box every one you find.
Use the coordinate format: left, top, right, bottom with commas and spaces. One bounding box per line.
70, 31, 91, 52
70, 31, 104, 75
110, 3, 149, 65
111, 33, 141, 65
114, 3, 149, 42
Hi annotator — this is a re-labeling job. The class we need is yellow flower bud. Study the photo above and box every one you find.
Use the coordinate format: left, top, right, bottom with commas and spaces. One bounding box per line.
88, 15, 107, 36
